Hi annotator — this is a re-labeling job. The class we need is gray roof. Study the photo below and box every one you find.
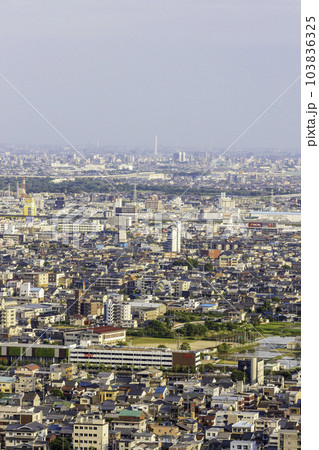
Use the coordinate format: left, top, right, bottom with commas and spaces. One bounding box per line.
6, 421, 46, 432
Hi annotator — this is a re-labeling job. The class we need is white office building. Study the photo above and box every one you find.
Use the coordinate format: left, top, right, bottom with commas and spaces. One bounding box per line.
70, 346, 200, 370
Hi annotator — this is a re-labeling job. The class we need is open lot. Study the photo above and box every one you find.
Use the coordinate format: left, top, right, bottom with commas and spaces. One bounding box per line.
128, 337, 217, 351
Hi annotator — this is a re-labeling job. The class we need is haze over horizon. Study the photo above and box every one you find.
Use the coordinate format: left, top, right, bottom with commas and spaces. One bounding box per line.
0, 0, 300, 149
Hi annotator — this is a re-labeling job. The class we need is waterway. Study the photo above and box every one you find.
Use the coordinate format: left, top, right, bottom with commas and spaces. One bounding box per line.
232, 336, 301, 368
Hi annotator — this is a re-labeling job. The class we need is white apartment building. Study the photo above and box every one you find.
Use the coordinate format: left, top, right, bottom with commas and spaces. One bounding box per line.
0, 299, 17, 330
215, 411, 259, 427
230, 441, 257, 450
20, 282, 44, 299
163, 222, 181, 253
232, 421, 255, 433
73, 414, 109, 450
14, 376, 36, 394
104, 296, 132, 327
219, 192, 236, 210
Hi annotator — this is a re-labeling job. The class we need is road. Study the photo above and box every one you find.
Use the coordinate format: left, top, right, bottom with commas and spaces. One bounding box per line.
172, 320, 205, 330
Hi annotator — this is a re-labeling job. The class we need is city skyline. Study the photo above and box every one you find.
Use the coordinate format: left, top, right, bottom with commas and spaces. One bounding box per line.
0, 1, 305, 448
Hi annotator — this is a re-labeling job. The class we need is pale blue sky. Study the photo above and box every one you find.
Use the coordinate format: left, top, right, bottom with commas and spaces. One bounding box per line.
0, 0, 300, 149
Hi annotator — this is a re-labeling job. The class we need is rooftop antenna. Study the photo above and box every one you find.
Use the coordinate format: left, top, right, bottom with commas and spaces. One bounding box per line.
154, 135, 158, 155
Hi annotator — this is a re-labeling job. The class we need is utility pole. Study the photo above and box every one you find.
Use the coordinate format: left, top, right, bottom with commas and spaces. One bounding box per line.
177, 333, 181, 350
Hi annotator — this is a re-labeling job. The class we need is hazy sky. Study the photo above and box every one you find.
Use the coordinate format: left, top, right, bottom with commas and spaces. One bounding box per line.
0, 0, 300, 149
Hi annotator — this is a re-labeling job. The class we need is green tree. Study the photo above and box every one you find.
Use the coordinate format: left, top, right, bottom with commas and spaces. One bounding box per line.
252, 318, 261, 326
217, 343, 231, 354
51, 388, 65, 399
204, 262, 214, 271
49, 437, 71, 450
180, 342, 191, 351
231, 369, 245, 382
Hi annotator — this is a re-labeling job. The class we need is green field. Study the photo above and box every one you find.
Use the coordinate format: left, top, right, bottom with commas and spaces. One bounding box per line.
217, 359, 238, 365
254, 322, 301, 336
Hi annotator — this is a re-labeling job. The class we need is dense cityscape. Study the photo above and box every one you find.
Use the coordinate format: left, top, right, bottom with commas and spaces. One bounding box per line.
0, 145, 301, 449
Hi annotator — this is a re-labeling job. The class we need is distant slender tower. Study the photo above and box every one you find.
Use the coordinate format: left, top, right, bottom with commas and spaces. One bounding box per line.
133, 184, 137, 206
21, 176, 26, 198
271, 189, 274, 210
16, 180, 19, 198
154, 135, 158, 155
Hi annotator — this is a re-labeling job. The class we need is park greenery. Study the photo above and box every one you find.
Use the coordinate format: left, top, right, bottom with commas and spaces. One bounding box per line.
127, 318, 175, 338
0, 176, 299, 198
126, 314, 300, 341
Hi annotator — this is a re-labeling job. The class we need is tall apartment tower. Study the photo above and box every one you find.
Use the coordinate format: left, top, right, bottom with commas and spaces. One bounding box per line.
104, 295, 132, 327
164, 222, 181, 253
67, 290, 82, 316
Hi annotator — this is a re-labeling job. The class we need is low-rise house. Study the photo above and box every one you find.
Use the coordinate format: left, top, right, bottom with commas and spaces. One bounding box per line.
232, 420, 255, 434
5, 421, 47, 449
112, 409, 147, 433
